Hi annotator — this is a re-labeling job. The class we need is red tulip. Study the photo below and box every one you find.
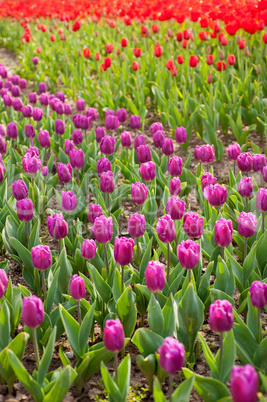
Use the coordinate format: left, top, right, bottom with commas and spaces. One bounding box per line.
189, 55, 199, 67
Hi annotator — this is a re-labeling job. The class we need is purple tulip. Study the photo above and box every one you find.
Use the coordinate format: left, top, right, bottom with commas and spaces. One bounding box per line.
0, 88, 8, 97
72, 129, 83, 145
56, 92, 65, 102
0, 137, 7, 154
238, 212, 257, 238
158, 337, 185, 375
11, 85, 21, 98
177, 240, 200, 269
65, 139, 75, 156
256, 188, 267, 212
238, 177, 254, 198
263, 166, 267, 183
175, 126, 187, 144
166, 196, 186, 220
136, 145, 152, 163
42, 166, 49, 177
152, 130, 165, 148
105, 115, 119, 131
183, 212, 204, 238
214, 218, 233, 248
3, 94, 13, 108
0, 124, 6, 138
253, 154, 266, 172
22, 105, 33, 118
145, 261, 166, 293
13, 98, 23, 111
82, 239, 97, 260
47, 213, 68, 239
201, 173, 217, 191
228, 143, 241, 161
69, 149, 85, 169
0, 269, 8, 298
156, 215, 176, 243
140, 161, 156, 182
25, 146, 39, 157
16, 199, 34, 222
105, 110, 114, 119
7, 122, 18, 139
237, 152, 253, 172
19, 78, 27, 89
131, 182, 148, 205
250, 281, 267, 310
32, 57, 38, 66
80, 115, 91, 131
97, 157, 112, 177
33, 107, 43, 122
100, 171, 115, 193
121, 131, 132, 147
129, 115, 141, 130
170, 177, 181, 196
162, 138, 174, 156
69, 275, 86, 300
76, 98, 85, 111
128, 213, 146, 238
86, 108, 98, 121
92, 215, 113, 244
103, 318, 125, 353
116, 108, 127, 123
63, 103, 72, 115
38, 82, 46, 94
88, 203, 103, 224
22, 296, 44, 328
100, 136, 116, 155
55, 119, 65, 135
230, 365, 258, 402
209, 299, 234, 333
24, 124, 35, 139
31, 245, 52, 271
204, 184, 227, 207
57, 163, 72, 183
134, 134, 145, 150
22, 154, 41, 175
38, 130, 50, 148
114, 237, 135, 266
0, 164, 5, 182
150, 122, 163, 136
40, 93, 49, 106
168, 156, 182, 177
61, 191, 77, 212
0, 66, 7, 79
29, 92, 37, 104
95, 127, 106, 143
12, 180, 28, 200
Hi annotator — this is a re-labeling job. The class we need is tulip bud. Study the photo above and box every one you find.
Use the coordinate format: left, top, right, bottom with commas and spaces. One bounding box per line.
72, 129, 83, 145
256, 64, 261, 74
82, 239, 97, 260
100, 171, 115, 194
0, 269, 8, 298
116, 108, 127, 123
69, 275, 86, 300
16, 198, 34, 222
250, 281, 267, 310
140, 161, 156, 182
95, 127, 106, 143
177, 239, 200, 269
201, 173, 217, 191
57, 162, 72, 183
69, 149, 84, 169
136, 145, 152, 163
145, 261, 166, 293
168, 156, 182, 177
209, 299, 234, 333
100, 136, 116, 155
38, 129, 50, 148
162, 138, 174, 156
38, 82, 46, 94
114, 237, 135, 266
105, 115, 119, 131
228, 143, 241, 161
207, 45, 211, 54
263, 166, 267, 183
103, 318, 125, 353
238, 212, 257, 238
256, 188, 267, 212
204, 184, 227, 207
169, 177, 181, 196
42, 166, 49, 177
237, 152, 253, 172
253, 154, 266, 172
230, 365, 258, 402
97, 157, 112, 177
31, 245, 52, 271
156, 215, 176, 243
61, 191, 77, 212
29, 92, 37, 104
92, 215, 113, 244
219, 50, 224, 60
24, 124, 35, 139
131, 182, 148, 205
128, 213, 146, 238
88, 203, 103, 224
158, 337, 185, 375
76, 98, 85, 111
7, 122, 18, 139
134, 134, 146, 150
0, 124, 6, 138
175, 126, 187, 144
183, 211, 204, 238
22, 296, 44, 328
244, 46, 249, 57
22, 105, 33, 118
55, 119, 65, 135
214, 218, 233, 248
238, 177, 254, 198
166, 196, 186, 220
152, 130, 165, 148
129, 115, 141, 130
47, 213, 68, 239
33, 107, 43, 122
207, 72, 213, 84
12, 180, 28, 200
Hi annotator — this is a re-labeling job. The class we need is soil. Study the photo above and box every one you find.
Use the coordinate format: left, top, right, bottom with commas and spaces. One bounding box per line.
0, 46, 267, 402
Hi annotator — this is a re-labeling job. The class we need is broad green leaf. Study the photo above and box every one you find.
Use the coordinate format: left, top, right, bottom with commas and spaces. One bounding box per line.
132, 328, 164, 357
172, 375, 195, 402
147, 294, 164, 336
38, 327, 57, 386
43, 366, 77, 402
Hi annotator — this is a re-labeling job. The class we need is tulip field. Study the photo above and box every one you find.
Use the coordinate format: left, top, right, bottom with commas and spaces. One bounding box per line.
0, 0, 267, 401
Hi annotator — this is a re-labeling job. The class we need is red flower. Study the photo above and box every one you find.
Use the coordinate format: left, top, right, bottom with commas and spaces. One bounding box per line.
154, 46, 162, 57
104, 57, 112, 68
200, 18, 208, 28
171, 66, 178, 76
50, 35, 55, 42
218, 33, 225, 41
36, 46, 42, 54
177, 55, 184, 64
133, 48, 142, 57
183, 29, 190, 40
225, 23, 239, 36
227, 54, 235, 65
95, 52, 100, 61
206, 54, 214, 65
100, 63, 107, 72
182, 39, 189, 49
216, 61, 227, 71
263, 33, 267, 44
210, 32, 217, 38
132, 61, 139, 71
166, 60, 175, 70
176, 32, 183, 42
141, 25, 148, 37
220, 36, 228, 46
83, 48, 90, 58
199, 31, 208, 41
258, 20, 265, 30
239, 39, 245, 49
121, 38, 128, 47
152, 24, 159, 33
189, 55, 199, 67
72, 21, 81, 32
106, 44, 113, 54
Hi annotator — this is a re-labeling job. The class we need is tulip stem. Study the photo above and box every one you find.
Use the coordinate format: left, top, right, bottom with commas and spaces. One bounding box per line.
221, 247, 225, 261
167, 243, 170, 284
58, 239, 61, 256
32, 328, 40, 368
262, 211, 265, 234
168, 375, 173, 402
76, 170, 80, 186
25, 222, 30, 244
257, 309, 261, 344
107, 194, 110, 212
114, 352, 118, 383
219, 332, 223, 376
188, 270, 192, 284
244, 238, 247, 261
103, 244, 109, 275
155, 292, 158, 301
121, 265, 124, 293
246, 198, 248, 213
137, 238, 141, 265
233, 161, 236, 176
77, 300, 81, 324
41, 271, 46, 299
60, 135, 63, 150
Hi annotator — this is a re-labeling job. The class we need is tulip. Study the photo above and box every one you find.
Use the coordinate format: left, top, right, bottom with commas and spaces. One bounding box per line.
140, 161, 156, 182
61, 191, 77, 212
162, 138, 173, 156
55, 119, 65, 138
95, 127, 106, 143
100, 171, 115, 208
256, 188, 267, 233
86, 108, 98, 121
263, 166, 267, 183
158, 337, 185, 377
177, 55, 184, 64
72, 129, 83, 145
0, 137, 6, 155
105, 115, 119, 131
250, 281, 267, 310
82, 239, 97, 260
103, 318, 125, 375
230, 365, 258, 402
42, 166, 48, 177
16, 198, 34, 222
175, 126, 187, 144
19, 78, 27, 89
156, 215, 176, 282
201, 173, 217, 191
170, 177, 181, 196
22, 105, 33, 118
12, 180, 28, 201
120, 131, 131, 148
22, 153, 41, 175
237, 152, 253, 172
189, 55, 199, 67
40, 93, 48, 107
150, 122, 163, 136
47, 213, 68, 240
80, 115, 91, 131
29, 92, 37, 104
38, 130, 50, 148
76, 98, 85, 111
152, 130, 165, 148
70, 274, 86, 323
7, 122, 18, 140
57, 162, 72, 184
209, 299, 234, 333
69, 149, 84, 170
238, 177, 254, 210
134, 134, 145, 150
88, 204, 103, 224
200, 144, 215, 164
3, 94, 12, 108
214, 218, 233, 254
0, 269, 8, 298
145, 261, 166, 294
92, 215, 113, 244
32, 107, 43, 122
128, 213, 146, 261
64, 139, 75, 156
129, 115, 141, 130
168, 156, 182, 177
0, 124, 6, 138
31, 244, 52, 297
97, 157, 112, 177
24, 124, 35, 139
114, 236, 135, 289
204, 184, 227, 208
227, 54, 235, 65
38, 82, 46, 94
100, 136, 116, 155
166, 196, 186, 221
206, 54, 214, 65
238, 211, 257, 239
12, 86, 20, 98
116, 108, 127, 123
136, 145, 152, 163
177, 239, 200, 280
183, 212, 204, 239
253, 154, 266, 172
131, 182, 148, 206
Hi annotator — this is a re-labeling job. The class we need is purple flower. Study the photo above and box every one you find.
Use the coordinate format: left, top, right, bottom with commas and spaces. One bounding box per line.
255, 188, 267, 212
80, 115, 91, 131
22, 105, 33, 118
177, 240, 200, 269
42, 166, 49, 176
100, 171, 115, 193
204, 184, 227, 207
228, 143, 241, 161
56, 92, 65, 102
31, 245, 52, 271
97, 157, 112, 177
140, 161, 156, 182
22, 154, 41, 175
92, 215, 113, 244
76, 98, 85, 111
69, 275, 86, 300
7, 122, 18, 139
150, 122, 163, 136
0, 269, 8, 298
152, 130, 165, 148
253, 154, 266, 172
238, 177, 254, 198
168, 156, 182, 177
214, 218, 233, 248
32, 57, 38, 66
88, 204, 103, 224
69, 149, 85, 169
57, 163, 72, 183
136, 145, 152, 163
21, 296, 44, 328
32, 107, 43, 122
86, 108, 98, 121
29, 92, 37, 104
82, 239, 97, 260
3, 94, 13, 108
38, 82, 46, 94
238, 212, 257, 238
47, 213, 68, 239
183, 212, 204, 238
55, 119, 65, 135
95, 127, 106, 143
40, 93, 49, 106
175, 126, 187, 144
209, 299, 234, 333
121, 131, 132, 147
129, 115, 141, 130
145, 261, 166, 293
201, 173, 217, 191
116, 108, 127, 123
114, 237, 135, 266
100, 136, 116, 155
128, 213, 146, 238
170, 177, 181, 196
156, 215, 176, 243
16, 198, 34, 222
63, 104, 72, 115
65, 139, 75, 156
158, 337, 185, 375
0, 137, 7, 154
230, 365, 258, 402
11, 85, 20, 98
19, 78, 27, 89
61, 191, 77, 212
250, 281, 267, 310
0, 124, 6, 138
12, 180, 28, 200
237, 152, 253, 172
24, 124, 35, 139
166, 196, 186, 220
38, 130, 50, 148
72, 129, 83, 145
162, 138, 174, 156
103, 319, 125, 353
134, 134, 145, 150
13, 98, 23, 111
263, 166, 267, 183
131, 182, 148, 205
105, 115, 119, 131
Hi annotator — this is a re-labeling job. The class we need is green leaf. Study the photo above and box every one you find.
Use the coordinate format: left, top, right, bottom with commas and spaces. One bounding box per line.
0, 301, 11, 351
136, 354, 156, 392
59, 305, 80, 359
214, 256, 235, 297
38, 327, 57, 386
198, 332, 218, 374
233, 311, 258, 365
215, 330, 236, 384
147, 294, 164, 336
78, 301, 96, 355
153, 377, 167, 402
254, 337, 267, 374
172, 375, 195, 402
89, 266, 112, 304
247, 293, 261, 343
118, 355, 131, 402
54, 248, 72, 294
132, 328, 164, 357
43, 366, 77, 402
100, 361, 121, 400
116, 287, 137, 337
44, 269, 59, 315
139, 238, 153, 282
243, 246, 257, 286
162, 294, 175, 338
